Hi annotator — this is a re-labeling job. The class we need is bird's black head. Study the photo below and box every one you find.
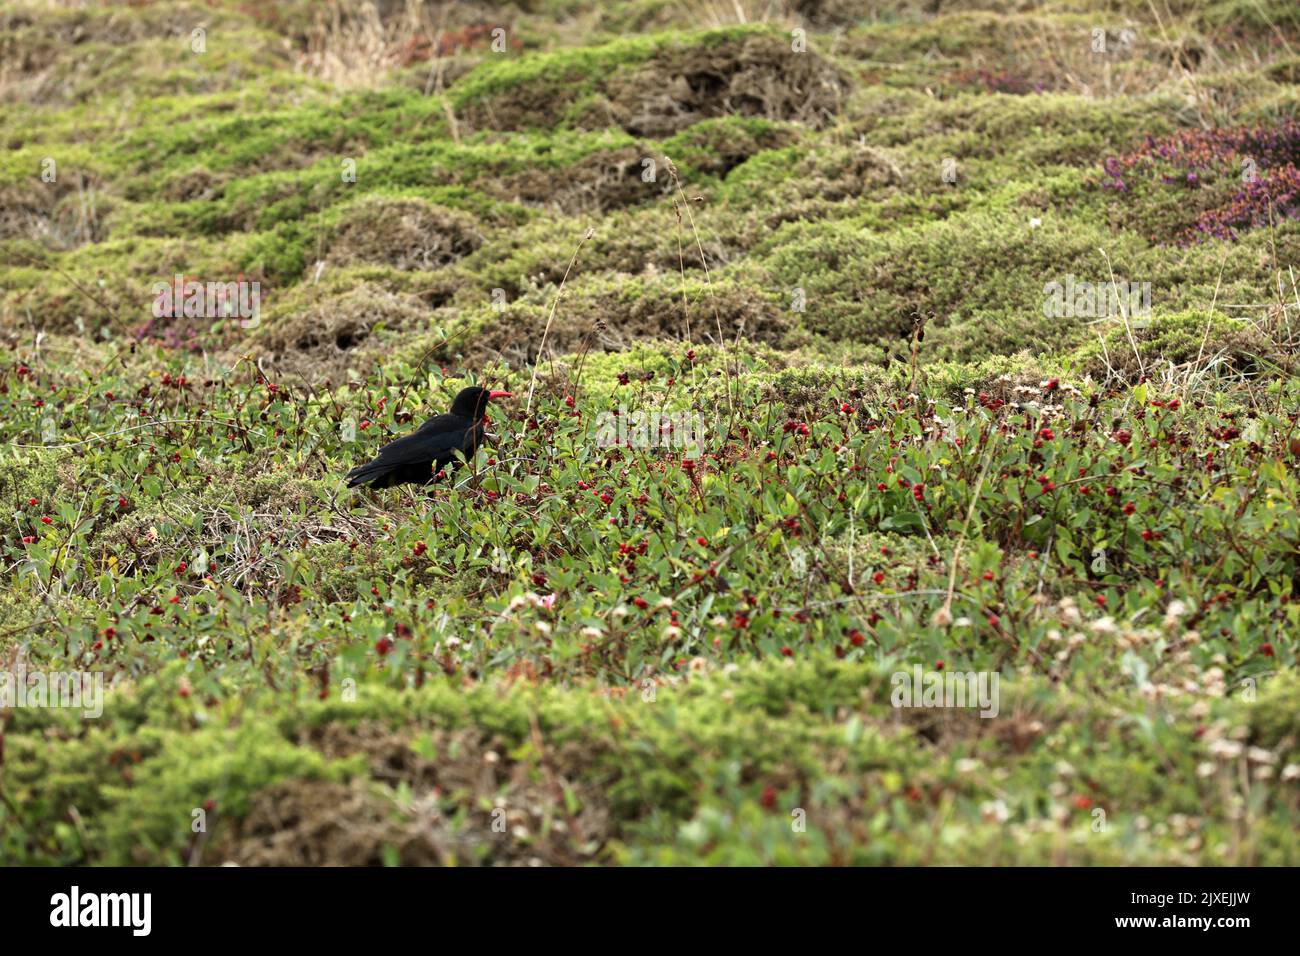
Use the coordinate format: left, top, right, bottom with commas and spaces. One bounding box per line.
450, 386, 512, 420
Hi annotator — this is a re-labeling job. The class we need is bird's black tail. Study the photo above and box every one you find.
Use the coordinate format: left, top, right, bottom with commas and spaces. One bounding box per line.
345, 460, 391, 488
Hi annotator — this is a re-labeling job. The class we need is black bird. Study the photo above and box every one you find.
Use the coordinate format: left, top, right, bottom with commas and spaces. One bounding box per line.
345, 386, 512, 489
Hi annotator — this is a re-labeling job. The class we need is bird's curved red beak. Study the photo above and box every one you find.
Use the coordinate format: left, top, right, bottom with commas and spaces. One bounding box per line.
489, 390, 513, 400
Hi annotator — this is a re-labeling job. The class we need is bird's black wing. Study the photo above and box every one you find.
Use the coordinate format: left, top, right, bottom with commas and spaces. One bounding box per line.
345, 414, 477, 488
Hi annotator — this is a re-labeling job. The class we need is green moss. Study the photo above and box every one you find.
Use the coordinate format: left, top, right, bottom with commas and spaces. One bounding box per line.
450, 31, 666, 128
99, 723, 355, 864
452, 24, 845, 134
5, 655, 1295, 864
857, 91, 1186, 168
1062, 309, 1273, 381
758, 210, 1149, 359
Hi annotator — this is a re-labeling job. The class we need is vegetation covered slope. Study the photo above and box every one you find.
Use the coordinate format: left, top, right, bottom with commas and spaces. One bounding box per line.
1, 0, 1298, 865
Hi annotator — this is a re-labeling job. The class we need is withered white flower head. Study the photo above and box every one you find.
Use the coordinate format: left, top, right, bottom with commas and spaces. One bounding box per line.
1247, 747, 1277, 764
981, 799, 1010, 823
1208, 739, 1242, 760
